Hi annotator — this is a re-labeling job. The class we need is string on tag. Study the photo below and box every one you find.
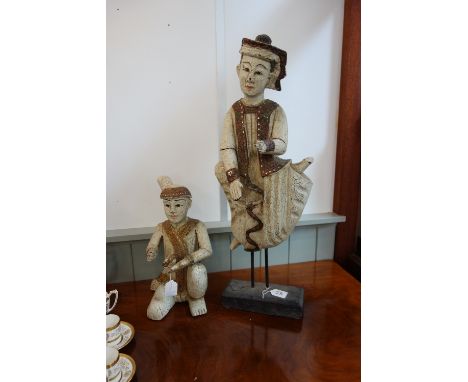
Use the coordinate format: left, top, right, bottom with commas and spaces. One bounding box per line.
262, 286, 272, 299
262, 287, 288, 299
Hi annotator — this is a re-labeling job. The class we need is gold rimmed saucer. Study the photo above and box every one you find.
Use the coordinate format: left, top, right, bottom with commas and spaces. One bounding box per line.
107, 321, 135, 350
117, 353, 136, 382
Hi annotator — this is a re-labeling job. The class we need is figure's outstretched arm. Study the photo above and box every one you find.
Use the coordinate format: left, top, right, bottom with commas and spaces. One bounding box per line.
146, 224, 163, 262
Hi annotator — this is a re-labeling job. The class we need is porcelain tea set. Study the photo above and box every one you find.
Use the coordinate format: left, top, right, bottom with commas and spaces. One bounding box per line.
106, 290, 136, 382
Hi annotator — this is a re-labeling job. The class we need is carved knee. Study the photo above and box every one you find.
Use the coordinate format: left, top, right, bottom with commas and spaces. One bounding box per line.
187, 263, 208, 299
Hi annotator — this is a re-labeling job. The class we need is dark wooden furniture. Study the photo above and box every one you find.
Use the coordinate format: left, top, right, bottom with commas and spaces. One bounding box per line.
334, 0, 361, 278
107, 261, 360, 381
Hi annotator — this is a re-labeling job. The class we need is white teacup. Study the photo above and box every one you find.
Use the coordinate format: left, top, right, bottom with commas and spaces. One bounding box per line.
106, 290, 118, 314
106, 346, 122, 381
106, 314, 122, 344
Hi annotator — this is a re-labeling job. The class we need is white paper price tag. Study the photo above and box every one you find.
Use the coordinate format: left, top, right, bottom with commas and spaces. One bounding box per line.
270, 289, 288, 298
165, 280, 178, 297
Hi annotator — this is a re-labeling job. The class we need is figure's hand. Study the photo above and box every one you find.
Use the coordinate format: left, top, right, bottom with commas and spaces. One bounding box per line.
172, 257, 191, 272
255, 140, 267, 153
150, 279, 159, 291
229, 179, 243, 200
146, 246, 157, 262
162, 258, 177, 274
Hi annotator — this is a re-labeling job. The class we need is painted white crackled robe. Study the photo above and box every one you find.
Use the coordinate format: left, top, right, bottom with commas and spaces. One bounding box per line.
148, 218, 212, 295
215, 99, 312, 251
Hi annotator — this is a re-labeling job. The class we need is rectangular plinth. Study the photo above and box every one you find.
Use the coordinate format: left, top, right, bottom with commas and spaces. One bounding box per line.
221, 279, 304, 319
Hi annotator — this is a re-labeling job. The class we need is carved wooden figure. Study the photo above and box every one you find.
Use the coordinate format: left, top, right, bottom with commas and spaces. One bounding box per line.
146, 176, 212, 320
215, 34, 313, 253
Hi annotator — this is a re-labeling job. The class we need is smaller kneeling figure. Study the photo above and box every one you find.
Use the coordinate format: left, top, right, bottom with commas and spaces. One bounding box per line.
146, 176, 212, 320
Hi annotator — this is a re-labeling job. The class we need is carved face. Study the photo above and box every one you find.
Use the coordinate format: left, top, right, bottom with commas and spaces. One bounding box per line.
237, 55, 271, 97
163, 198, 191, 224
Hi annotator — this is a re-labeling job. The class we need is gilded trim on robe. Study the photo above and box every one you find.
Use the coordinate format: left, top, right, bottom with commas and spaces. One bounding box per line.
161, 218, 199, 292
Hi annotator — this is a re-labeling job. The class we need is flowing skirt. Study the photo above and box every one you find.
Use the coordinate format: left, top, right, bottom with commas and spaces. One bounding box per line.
215, 161, 312, 250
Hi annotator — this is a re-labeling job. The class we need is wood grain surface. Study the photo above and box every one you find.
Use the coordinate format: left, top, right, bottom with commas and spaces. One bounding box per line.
333, 0, 361, 267
107, 261, 360, 382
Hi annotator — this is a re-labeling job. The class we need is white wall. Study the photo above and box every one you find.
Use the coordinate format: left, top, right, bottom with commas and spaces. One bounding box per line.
107, 0, 344, 230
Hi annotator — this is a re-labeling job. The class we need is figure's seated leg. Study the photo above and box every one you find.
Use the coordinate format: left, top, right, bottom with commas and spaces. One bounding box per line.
147, 284, 175, 320
187, 263, 208, 316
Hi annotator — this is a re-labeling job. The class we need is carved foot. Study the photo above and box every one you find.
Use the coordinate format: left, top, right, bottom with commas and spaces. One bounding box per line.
147, 304, 168, 320
291, 157, 314, 173
188, 297, 207, 317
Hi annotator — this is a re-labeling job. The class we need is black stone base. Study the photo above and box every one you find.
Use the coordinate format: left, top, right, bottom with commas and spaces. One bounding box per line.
221, 279, 304, 319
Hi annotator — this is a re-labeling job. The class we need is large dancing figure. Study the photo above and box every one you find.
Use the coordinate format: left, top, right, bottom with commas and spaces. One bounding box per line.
215, 34, 313, 252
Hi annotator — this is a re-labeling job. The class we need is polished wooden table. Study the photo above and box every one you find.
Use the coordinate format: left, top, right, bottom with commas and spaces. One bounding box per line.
107, 260, 360, 382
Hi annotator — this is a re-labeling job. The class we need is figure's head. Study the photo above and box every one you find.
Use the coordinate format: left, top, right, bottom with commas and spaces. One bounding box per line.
237, 34, 287, 92
157, 176, 192, 225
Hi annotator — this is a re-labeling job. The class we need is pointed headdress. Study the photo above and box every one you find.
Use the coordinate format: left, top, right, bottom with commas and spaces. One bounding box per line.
158, 176, 192, 199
